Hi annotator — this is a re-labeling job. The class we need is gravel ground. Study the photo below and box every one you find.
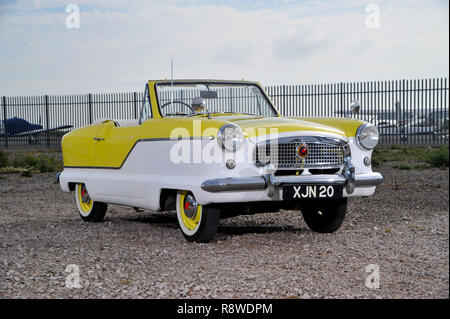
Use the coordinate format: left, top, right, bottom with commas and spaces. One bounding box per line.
0, 163, 448, 299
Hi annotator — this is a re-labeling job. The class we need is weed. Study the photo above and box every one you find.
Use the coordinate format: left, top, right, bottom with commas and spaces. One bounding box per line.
0, 150, 8, 168
10, 152, 62, 173
393, 164, 412, 170
0, 166, 24, 174
425, 146, 449, 168
21, 169, 33, 177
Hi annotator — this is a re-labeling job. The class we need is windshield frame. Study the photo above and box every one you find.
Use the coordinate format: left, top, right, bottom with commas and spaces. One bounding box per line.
154, 81, 279, 118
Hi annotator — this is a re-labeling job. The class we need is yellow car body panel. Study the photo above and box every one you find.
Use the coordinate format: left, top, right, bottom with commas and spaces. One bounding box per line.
95, 121, 140, 168
287, 117, 366, 138
61, 80, 367, 169
61, 123, 102, 167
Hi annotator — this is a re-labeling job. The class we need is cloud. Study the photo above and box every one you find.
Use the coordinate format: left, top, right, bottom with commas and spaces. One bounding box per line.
0, 0, 448, 95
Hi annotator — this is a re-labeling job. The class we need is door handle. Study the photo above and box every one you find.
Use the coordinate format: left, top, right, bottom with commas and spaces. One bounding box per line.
93, 137, 105, 141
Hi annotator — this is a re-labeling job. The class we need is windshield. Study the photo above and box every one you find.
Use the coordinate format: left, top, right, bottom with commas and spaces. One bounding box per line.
156, 82, 277, 117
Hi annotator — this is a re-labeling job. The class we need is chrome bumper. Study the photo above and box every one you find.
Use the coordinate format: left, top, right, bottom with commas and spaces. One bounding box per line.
201, 172, 383, 193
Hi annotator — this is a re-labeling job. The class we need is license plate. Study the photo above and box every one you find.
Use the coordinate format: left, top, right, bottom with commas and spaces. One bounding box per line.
283, 184, 343, 200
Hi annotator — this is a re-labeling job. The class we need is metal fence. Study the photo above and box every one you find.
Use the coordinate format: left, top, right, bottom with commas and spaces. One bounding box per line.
1, 78, 448, 150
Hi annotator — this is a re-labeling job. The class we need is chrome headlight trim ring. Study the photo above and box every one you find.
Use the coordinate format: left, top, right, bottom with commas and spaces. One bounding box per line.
217, 123, 244, 152
356, 123, 379, 150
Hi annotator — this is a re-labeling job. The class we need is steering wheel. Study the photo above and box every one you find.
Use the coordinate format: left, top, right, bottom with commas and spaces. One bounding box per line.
160, 100, 195, 115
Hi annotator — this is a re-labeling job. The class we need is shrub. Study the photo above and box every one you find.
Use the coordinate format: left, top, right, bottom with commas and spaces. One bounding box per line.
10, 152, 62, 173
371, 157, 380, 167
11, 153, 38, 168
0, 150, 8, 168
21, 169, 33, 177
35, 155, 61, 173
425, 146, 449, 168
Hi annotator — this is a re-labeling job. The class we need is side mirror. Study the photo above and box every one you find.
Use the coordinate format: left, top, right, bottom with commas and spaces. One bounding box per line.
191, 97, 206, 112
350, 100, 360, 115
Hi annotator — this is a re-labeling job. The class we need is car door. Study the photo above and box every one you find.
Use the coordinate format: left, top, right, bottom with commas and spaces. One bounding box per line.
94, 121, 139, 168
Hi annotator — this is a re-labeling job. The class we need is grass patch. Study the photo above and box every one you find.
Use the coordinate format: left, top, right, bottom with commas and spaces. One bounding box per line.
371, 157, 381, 167
20, 169, 33, 177
373, 145, 449, 170
10, 152, 62, 173
0, 150, 8, 168
388, 144, 402, 150
0, 151, 62, 174
425, 146, 449, 168
0, 166, 26, 174
413, 164, 430, 170
393, 164, 412, 170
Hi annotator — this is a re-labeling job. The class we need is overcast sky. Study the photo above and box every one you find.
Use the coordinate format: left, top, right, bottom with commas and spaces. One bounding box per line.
0, 0, 448, 95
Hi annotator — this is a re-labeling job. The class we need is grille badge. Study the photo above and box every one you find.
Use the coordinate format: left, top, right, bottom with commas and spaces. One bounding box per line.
296, 144, 309, 159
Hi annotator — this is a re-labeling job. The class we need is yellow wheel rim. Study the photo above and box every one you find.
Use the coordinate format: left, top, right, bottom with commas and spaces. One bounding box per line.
77, 183, 93, 213
179, 190, 202, 231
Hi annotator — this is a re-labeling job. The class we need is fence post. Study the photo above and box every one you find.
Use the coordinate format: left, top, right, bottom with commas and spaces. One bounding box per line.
45, 95, 50, 149
133, 92, 138, 119
88, 93, 93, 124
340, 82, 344, 117
2, 96, 7, 149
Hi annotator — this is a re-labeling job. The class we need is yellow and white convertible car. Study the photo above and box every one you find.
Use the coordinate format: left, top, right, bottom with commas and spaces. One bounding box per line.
58, 80, 383, 242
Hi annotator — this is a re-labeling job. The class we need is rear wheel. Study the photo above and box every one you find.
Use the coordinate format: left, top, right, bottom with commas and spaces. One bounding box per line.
176, 190, 220, 243
301, 198, 347, 233
75, 183, 107, 222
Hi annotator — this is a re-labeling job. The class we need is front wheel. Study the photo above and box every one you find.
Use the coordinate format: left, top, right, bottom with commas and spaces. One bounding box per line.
301, 198, 347, 233
176, 190, 220, 243
75, 183, 108, 222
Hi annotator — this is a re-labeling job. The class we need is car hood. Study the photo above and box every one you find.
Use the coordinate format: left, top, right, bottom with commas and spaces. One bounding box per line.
212, 115, 363, 139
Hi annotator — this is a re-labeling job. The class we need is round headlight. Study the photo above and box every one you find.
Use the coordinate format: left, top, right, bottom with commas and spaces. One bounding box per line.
217, 124, 244, 151
356, 124, 379, 150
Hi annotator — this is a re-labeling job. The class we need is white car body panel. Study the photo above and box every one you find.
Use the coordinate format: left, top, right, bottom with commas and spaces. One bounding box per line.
59, 131, 379, 210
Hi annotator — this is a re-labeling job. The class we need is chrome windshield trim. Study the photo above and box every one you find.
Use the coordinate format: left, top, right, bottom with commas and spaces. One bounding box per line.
154, 81, 278, 118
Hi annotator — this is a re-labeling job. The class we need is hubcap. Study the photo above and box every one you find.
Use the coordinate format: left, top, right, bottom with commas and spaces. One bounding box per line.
80, 184, 91, 203
77, 183, 93, 215
178, 190, 202, 233
183, 193, 198, 219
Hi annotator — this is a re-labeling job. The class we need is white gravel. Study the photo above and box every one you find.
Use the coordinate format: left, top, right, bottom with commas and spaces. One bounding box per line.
0, 163, 448, 298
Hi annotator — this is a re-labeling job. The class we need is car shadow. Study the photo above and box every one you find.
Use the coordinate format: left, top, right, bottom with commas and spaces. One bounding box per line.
124, 213, 179, 229
124, 212, 307, 236
217, 224, 306, 235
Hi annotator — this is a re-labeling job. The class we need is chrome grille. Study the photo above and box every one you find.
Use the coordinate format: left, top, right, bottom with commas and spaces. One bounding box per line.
254, 137, 345, 169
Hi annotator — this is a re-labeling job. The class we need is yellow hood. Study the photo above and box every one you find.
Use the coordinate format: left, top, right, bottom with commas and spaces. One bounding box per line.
209, 115, 364, 138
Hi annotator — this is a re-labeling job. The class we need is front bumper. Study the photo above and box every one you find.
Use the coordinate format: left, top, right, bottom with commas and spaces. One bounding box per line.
201, 172, 383, 193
